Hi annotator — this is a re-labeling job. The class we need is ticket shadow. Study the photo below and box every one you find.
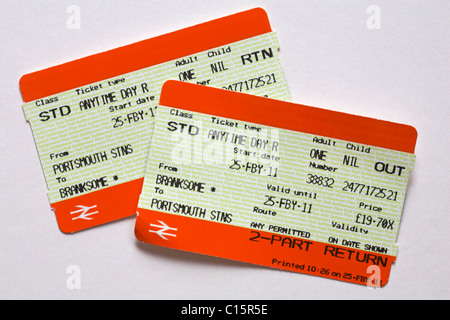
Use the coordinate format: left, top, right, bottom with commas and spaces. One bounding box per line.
134, 238, 265, 271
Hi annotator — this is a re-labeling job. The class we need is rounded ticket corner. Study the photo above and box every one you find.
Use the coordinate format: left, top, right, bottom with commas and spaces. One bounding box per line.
52, 212, 77, 235
251, 7, 270, 21
57, 223, 76, 235
19, 74, 31, 102
134, 226, 145, 243
161, 79, 179, 92
20, 70, 54, 103
46, 205, 73, 235
19, 74, 27, 89
392, 122, 418, 155
373, 268, 392, 288
379, 276, 391, 288
406, 124, 419, 150
52, 210, 81, 234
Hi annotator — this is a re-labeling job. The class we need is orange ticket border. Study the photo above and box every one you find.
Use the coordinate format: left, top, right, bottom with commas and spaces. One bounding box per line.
158, 80, 418, 154
20, 8, 272, 102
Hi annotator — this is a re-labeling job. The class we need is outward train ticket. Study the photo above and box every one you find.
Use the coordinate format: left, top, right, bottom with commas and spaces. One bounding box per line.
135, 80, 417, 287
19, 8, 291, 233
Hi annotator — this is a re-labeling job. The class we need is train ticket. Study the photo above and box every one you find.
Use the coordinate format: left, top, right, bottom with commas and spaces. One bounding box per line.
135, 80, 417, 287
19, 8, 291, 233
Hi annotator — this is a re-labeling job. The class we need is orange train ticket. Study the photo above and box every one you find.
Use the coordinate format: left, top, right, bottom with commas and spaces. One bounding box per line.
135, 80, 417, 286
20, 8, 291, 233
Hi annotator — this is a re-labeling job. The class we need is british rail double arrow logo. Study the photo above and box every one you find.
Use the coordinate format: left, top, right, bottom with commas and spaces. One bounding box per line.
149, 220, 177, 240
70, 205, 99, 221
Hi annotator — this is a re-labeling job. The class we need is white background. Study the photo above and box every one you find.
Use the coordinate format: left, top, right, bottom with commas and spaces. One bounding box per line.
1, 0, 449, 300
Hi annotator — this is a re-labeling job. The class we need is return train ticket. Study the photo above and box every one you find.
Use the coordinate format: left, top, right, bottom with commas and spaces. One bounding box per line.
19, 8, 291, 233
135, 81, 417, 287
